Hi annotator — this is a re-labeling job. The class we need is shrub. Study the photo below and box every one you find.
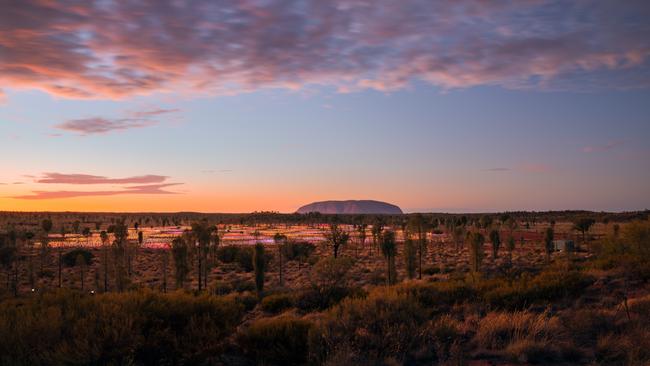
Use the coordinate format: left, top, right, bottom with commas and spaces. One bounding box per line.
0, 289, 244, 365
281, 241, 315, 261
474, 310, 561, 352
396, 281, 473, 313
261, 293, 294, 314
62, 248, 93, 267
480, 268, 593, 309
310, 288, 427, 364
217, 245, 272, 272
237, 316, 313, 365
294, 285, 366, 312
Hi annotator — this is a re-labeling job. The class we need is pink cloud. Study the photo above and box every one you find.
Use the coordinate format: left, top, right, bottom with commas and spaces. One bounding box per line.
12, 183, 183, 200
53, 108, 178, 135
35, 173, 168, 185
582, 140, 626, 153
1, 1, 649, 99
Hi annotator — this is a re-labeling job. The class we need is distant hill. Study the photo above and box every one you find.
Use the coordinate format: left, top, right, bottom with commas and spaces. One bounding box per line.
296, 200, 403, 214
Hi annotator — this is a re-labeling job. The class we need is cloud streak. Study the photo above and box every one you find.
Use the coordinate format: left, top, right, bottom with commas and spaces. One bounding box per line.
1, 1, 649, 99
35, 173, 168, 185
12, 183, 182, 200
53, 108, 178, 135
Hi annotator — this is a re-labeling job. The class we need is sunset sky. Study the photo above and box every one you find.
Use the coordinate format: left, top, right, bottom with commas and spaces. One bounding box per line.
1, 0, 649, 213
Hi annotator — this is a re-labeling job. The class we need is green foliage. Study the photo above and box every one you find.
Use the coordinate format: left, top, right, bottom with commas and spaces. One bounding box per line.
237, 316, 313, 365
0, 290, 243, 365
62, 249, 93, 267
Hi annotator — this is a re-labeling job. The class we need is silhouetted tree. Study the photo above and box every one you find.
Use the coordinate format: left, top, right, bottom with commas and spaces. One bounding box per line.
489, 229, 501, 260
506, 235, 516, 264
544, 227, 554, 263
253, 243, 265, 295
468, 232, 485, 280
408, 214, 427, 279
404, 237, 416, 280
381, 230, 397, 286
273, 233, 287, 287
171, 237, 189, 289
100, 230, 109, 292
326, 224, 350, 259
574, 218, 595, 244
75, 253, 87, 290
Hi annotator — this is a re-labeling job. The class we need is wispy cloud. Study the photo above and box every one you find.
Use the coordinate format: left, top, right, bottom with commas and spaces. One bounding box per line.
54, 117, 154, 135
1, 1, 649, 99
483, 167, 511, 172
582, 140, 626, 153
53, 108, 179, 135
35, 172, 168, 185
12, 183, 182, 200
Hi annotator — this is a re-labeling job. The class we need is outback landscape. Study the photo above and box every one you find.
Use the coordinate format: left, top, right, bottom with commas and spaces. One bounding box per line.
1, 209, 649, 365
2, 0, 650, 365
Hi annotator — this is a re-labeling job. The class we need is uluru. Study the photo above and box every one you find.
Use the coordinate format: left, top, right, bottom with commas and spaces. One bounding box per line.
296, 200, 403, 214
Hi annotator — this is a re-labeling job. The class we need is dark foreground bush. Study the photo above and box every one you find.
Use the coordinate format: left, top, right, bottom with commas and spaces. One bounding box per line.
261, 292, 294, 314
217, 245, 272, 272
310, 289, 428, 365
62, 248, 93, 267
237, 316, 313, 365
0, 289, 243, 365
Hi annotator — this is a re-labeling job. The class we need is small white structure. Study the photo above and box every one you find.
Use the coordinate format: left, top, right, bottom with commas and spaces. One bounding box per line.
553, 240, 574, 252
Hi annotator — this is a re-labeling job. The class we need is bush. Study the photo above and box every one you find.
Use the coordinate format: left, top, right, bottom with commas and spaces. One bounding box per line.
281, 241, 315, 261
480, 268, 593, 309
261, 293, 294, 314
0, 289, 244, 365
310, 288, 428, 364
294, 285, 365, 312
396, 281, 473, 313
474, 310, 561, 352
237, 316, 313, 365
216, 245, 272, 272
62, 248, 93, 267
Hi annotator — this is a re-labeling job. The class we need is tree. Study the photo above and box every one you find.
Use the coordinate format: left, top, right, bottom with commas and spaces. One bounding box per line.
41, 219, 53, 234
162, 249, 169, 293
75, 253, 87, 290
370, 218, 384, 256
574, 218, 595, 244
171, 237, 189, 289
544, 227, 554, 263
82, 227, 91, 246
112, 221, 129, 291
72, 220, 80, 234
273, 233, 287, 287
489, 229, 501, 260
380, 230, 397, 286
407, 214, 427, 279
404, 238, 416, 280
506, 235, 516, 264
357, 223, 367, 257
98, 231, 109, 291
191, 220, 212, 291
468, 232, 485, 279
326, 224, 350, 259
253, 243, 266, 295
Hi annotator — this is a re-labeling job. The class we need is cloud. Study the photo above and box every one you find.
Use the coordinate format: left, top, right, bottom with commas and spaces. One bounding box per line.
12, 183, 182, 200
53, 108, 178, 135
582, 140, 626, 153
54, 117, 153, 135
35, 172, 168, 185
1, 1, 649, 99
483, 167, 511, 172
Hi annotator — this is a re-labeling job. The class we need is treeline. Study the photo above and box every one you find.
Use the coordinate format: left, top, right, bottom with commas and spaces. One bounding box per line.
0, 210, 647, 232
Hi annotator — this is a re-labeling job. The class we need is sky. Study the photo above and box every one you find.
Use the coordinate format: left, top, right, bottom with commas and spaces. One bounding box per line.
1, 0, 649, 213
